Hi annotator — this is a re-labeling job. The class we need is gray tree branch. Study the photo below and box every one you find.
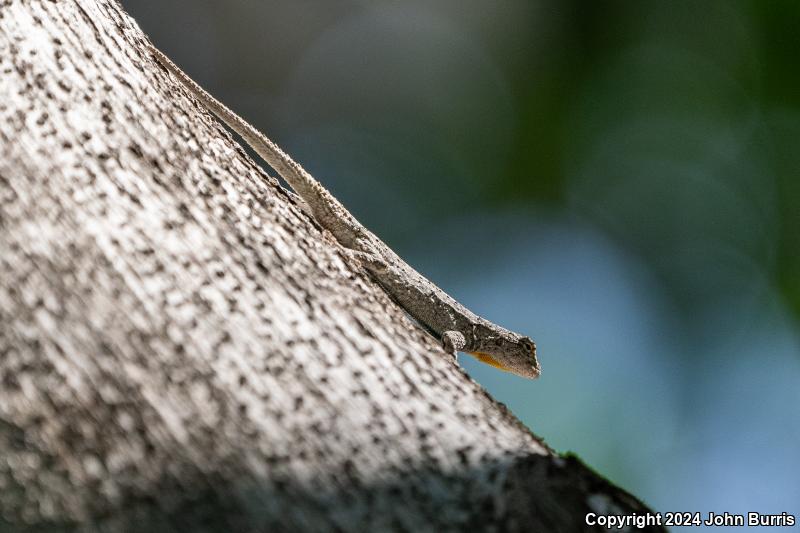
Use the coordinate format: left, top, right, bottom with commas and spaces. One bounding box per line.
0, 1, 664, 531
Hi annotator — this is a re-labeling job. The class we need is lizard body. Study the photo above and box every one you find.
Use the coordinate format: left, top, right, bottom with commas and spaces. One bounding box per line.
148, 44, 540, 379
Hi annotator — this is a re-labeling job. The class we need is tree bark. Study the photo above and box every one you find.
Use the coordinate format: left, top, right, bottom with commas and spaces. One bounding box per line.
0, 1, 665, 531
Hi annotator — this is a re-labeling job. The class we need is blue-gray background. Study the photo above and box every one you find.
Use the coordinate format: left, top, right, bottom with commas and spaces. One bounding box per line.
124, 1, 800, 529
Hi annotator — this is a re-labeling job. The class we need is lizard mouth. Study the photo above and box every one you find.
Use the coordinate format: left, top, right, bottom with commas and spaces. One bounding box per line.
467, 351, 509, 372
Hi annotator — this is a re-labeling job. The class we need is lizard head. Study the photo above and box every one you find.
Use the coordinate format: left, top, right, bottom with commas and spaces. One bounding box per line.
467, 335, 540, 379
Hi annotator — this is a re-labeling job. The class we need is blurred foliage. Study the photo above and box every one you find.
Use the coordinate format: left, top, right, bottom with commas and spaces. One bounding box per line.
497, 1, 800, 320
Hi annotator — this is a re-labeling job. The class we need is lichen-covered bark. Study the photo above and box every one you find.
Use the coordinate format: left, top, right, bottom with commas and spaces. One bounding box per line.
0, 1, 665, 531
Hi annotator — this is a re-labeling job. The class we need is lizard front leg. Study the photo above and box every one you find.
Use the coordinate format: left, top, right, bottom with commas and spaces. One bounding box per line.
441, 330, 466, 358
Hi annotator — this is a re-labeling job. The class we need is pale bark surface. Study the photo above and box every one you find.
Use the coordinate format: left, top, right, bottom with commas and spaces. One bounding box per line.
0, 1, 664, 531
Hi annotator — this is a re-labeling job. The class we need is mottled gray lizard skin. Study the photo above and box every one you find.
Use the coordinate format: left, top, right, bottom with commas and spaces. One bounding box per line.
149, 44, 540, 379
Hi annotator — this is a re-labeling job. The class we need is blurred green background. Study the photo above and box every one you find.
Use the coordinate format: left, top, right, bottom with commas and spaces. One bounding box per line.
125, 0, 800, 528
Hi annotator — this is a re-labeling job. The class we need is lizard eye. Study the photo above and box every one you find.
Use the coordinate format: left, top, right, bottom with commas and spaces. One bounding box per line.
521, 337, 536, 354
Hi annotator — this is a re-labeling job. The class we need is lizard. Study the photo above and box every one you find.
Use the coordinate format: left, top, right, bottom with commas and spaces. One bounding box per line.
147, 43, 541, 380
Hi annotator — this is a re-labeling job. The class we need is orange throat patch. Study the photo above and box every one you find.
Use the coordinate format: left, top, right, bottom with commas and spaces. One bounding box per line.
468, 351, 509, 372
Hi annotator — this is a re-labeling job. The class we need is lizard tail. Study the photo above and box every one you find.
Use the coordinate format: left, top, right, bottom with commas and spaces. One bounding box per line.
147, 43, 356, 241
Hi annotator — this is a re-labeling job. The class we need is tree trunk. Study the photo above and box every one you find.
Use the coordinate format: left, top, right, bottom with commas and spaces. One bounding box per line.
0, 1, 664, 531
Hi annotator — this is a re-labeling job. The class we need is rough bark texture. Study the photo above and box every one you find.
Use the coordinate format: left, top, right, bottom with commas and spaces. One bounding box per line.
0, 1, 665, 531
